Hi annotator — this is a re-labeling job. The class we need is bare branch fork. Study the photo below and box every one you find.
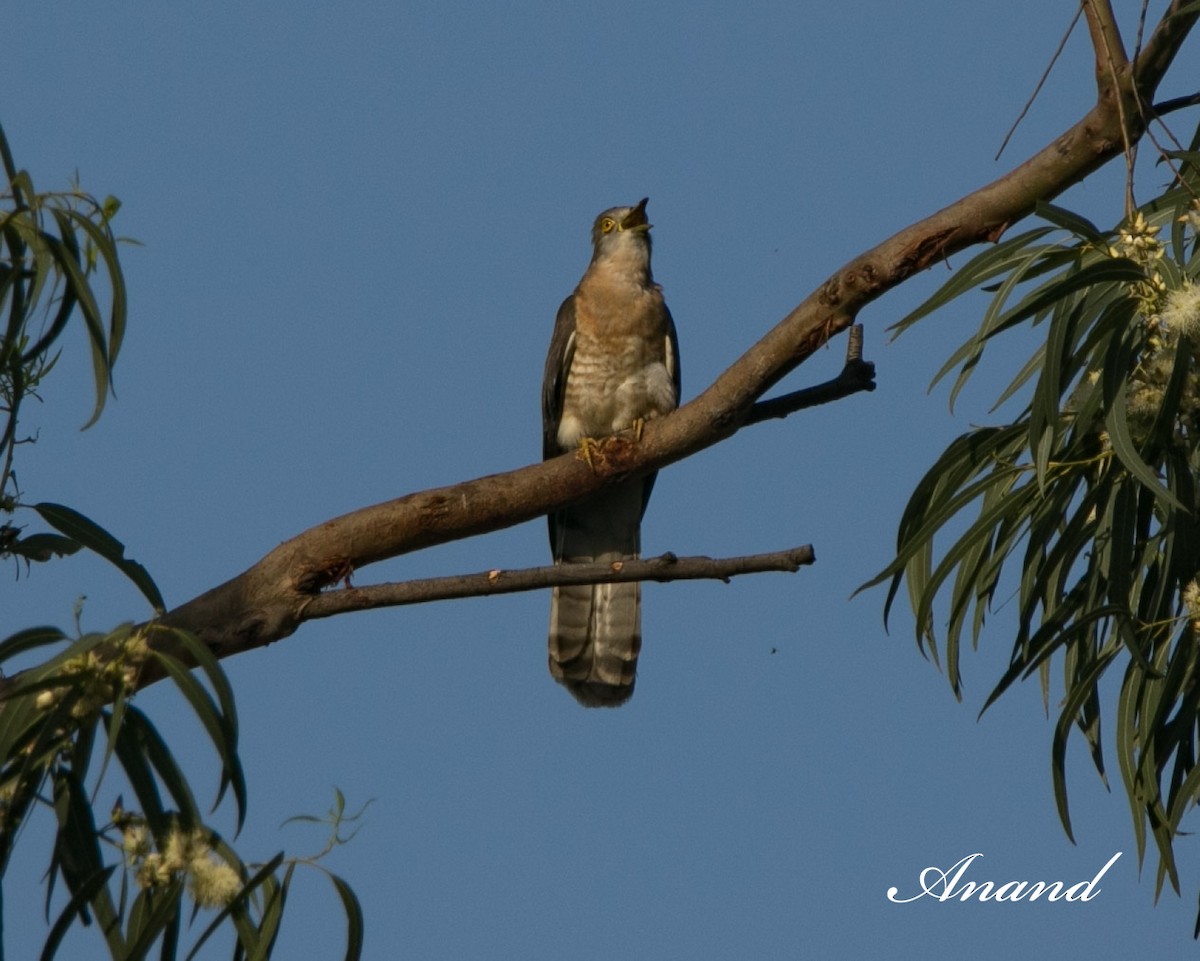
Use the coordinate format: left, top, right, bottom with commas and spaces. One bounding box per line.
745, 325, 874, 426
1, 0, 1195, 701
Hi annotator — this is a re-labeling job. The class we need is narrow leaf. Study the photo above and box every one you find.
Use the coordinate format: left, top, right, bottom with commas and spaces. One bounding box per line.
0, 625, 68, 664
38, 865, 118, 961
1032, 200, 1103, 241
152, 649, 247, 826
329, 872, 364, 961
32, 502, 164, 612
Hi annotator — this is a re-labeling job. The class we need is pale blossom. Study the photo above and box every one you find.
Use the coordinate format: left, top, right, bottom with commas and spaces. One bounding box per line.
1161, 283, 1200, 339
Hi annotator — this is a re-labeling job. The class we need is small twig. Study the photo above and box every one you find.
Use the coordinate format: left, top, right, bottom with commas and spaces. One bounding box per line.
300, 546, 816, 621
1133, 0, 1151, 71
1152, 92, 1200, 116
743, 323, 875, 426
1083, 0, 1138, 213
1125, 0, 1194, 201
996, 4, 1084, 161
1134, 0, 1198, 91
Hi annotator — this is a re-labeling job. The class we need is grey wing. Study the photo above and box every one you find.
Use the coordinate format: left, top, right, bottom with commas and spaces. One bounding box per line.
637, 303, 682, 518
664, 303, 681, 405
543, 295, 577, 553
542, 294, 576, 462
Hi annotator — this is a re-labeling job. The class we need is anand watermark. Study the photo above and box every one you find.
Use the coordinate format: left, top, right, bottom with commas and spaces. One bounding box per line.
887, 852, 1122, 904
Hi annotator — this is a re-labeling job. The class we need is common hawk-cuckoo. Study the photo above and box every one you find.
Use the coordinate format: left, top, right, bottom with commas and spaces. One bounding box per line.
542, 198, 681, 707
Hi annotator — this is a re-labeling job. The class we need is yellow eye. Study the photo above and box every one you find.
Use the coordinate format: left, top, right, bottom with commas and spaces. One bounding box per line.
600, 217, 617, 233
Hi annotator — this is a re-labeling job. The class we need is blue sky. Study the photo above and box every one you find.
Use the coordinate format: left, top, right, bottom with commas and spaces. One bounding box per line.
4, 2, 1199, 958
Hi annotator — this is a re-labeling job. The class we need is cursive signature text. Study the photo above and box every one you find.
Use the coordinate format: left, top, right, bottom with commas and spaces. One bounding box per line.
887, 852, 1122, 904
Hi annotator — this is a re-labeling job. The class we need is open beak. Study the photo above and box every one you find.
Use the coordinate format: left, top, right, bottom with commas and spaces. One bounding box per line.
620, 197, 652, 232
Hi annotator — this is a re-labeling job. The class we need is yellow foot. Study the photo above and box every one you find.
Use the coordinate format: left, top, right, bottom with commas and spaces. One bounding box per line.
576, 436, 601, 471
631, 417, 646, 442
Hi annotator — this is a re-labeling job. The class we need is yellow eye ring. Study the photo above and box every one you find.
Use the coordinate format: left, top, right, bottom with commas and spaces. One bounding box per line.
600, 218, 617, 233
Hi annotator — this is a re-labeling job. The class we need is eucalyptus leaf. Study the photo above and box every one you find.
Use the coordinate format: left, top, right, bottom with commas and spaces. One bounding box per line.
869, 179, 1200, 931
33, 502, 165, 612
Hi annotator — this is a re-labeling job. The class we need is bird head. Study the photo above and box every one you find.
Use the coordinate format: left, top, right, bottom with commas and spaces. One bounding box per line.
590, 197, 653, 263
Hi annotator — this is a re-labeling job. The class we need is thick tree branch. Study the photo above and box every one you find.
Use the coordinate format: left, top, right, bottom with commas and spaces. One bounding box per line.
299, 547, 815, 621
1135, 0, 1198, 90
1083, 0, 1130, 88
1085, 0, 1139, 209
2, 4, 1196, 702
130, 3, 1200, 660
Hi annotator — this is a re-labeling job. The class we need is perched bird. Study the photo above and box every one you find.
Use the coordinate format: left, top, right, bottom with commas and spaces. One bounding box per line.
541, 198, 681, 706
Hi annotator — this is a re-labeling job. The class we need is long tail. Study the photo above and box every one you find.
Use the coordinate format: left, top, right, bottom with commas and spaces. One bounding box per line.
548, 578, 641, 706
547, 480, 645, 707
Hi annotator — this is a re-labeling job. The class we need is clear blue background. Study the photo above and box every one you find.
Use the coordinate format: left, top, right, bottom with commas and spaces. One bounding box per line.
4, 2, 1197, 958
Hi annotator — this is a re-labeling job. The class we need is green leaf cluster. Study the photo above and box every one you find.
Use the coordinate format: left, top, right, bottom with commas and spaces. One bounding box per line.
0, 119, 130, 577
0, 625, 363, 961
0, 124, 363, 960
864, 125, 1200, 909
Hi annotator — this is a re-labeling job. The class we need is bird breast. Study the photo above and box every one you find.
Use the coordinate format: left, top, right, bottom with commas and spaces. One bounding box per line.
555, 274, 676, 449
